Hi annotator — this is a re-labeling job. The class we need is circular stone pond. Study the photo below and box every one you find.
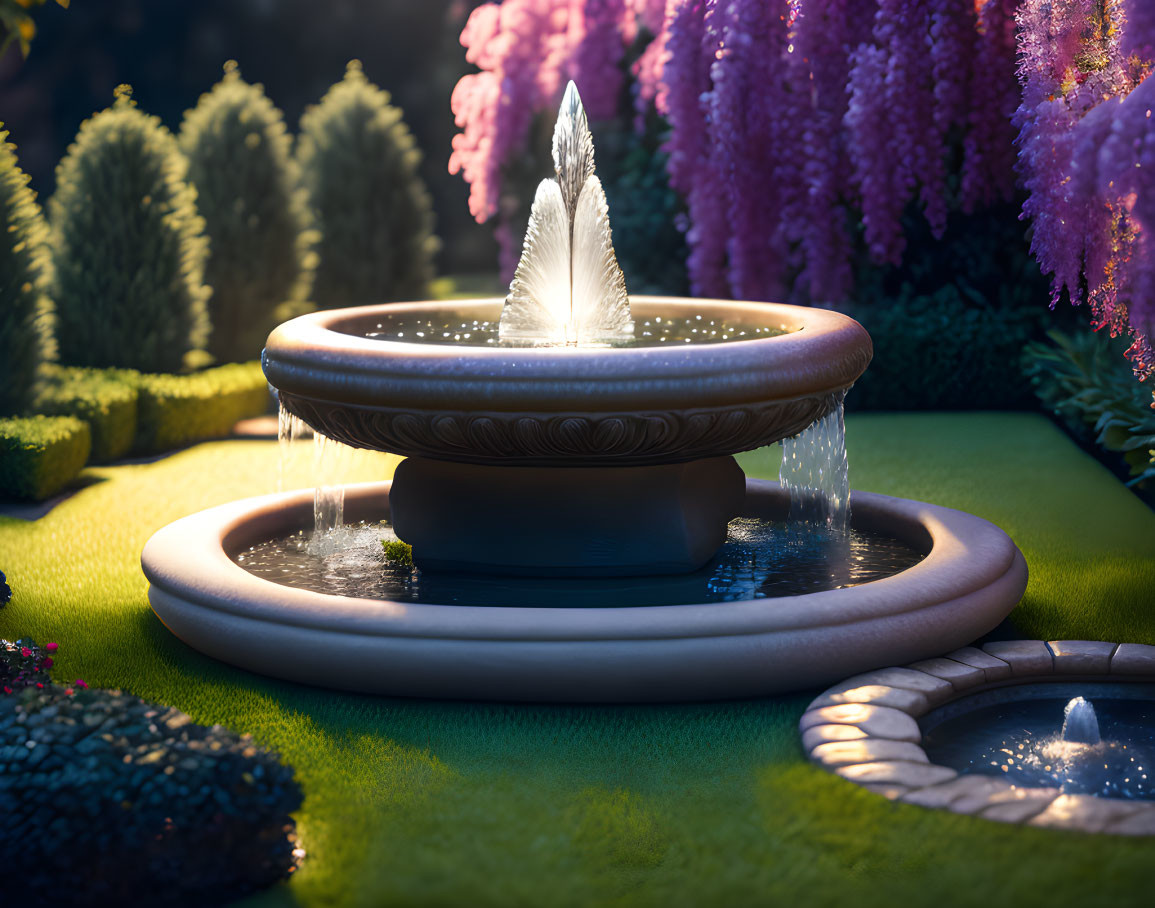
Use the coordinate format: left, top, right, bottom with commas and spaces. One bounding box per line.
142, 478, 1026, 703
801, 640, 1155, 834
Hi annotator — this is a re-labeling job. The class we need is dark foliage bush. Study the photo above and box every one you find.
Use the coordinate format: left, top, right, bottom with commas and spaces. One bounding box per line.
298, 60, 439, 308
845, 202, 1051, 411
1023, 329, 1155, 490
0, 573, 9, 608
0, 415, 89, 501
596, 113, 689, 297
846, 285, 1044, 411
180, 62, 317, 363
49, 86, 210, 373
0, 125, 55, 416
35, 366, 138, 463
125, 361, 269, 454
0, 652, 303, 906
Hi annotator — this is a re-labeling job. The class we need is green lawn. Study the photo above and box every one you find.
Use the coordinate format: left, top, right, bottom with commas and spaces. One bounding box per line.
2, 412, 1154, 907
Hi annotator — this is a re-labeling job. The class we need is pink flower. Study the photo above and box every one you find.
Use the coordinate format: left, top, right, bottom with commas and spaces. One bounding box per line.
20, 647, 31, 657
46, 642, 58, 652
75, 679, 88, 689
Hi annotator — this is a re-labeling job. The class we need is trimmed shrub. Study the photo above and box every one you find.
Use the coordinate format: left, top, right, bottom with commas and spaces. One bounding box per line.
0, 415, 90, 500
49, 85, 210, 373
0, 124, 55, 416
1024, 329, 1155, 490
0, 671, 303, 905
36, 366, 138, 463
298, 60, 439, 308
127, 361, 269, 454
846, 285, 1043, 411
180, 61, 317, 364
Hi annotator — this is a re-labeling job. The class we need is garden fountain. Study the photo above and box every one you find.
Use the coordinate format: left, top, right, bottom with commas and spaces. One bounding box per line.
142, 83, 1028, 701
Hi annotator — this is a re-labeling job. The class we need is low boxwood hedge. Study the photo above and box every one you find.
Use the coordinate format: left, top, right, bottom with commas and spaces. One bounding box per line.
0, 415, 90, 501
127, 361, 269, 454
36, 366, 139, 463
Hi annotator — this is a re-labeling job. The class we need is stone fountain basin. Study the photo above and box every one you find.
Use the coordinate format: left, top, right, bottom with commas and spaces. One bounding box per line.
142, 479, 1027, 702
263, 297, 872, 466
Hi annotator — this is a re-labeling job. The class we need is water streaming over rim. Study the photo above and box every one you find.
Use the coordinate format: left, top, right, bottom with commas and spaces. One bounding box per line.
779, 397, 850, 533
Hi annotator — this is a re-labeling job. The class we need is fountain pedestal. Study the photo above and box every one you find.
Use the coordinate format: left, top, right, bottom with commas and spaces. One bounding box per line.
389, 455, 745, 576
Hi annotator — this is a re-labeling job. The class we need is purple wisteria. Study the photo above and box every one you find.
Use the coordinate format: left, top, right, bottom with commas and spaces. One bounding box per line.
453, 0, 1023, 300
450, 0, 1155, 388
1014, 0, 1155, 383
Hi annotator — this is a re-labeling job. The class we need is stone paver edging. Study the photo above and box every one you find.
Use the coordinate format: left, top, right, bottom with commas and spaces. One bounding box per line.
800, 640, 1155, 834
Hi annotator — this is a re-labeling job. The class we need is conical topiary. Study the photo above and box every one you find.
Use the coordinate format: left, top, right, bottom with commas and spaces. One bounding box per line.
49, 85, 210, 373
179, 62, 317, 363
0, 124, 55, 415
297, 60, 439, 308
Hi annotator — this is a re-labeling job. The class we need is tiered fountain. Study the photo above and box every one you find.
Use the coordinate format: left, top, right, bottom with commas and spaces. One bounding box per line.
142, 84, 1027, 702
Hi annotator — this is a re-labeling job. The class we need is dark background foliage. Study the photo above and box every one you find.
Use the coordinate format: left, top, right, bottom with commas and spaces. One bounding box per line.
0, 0, 496, 274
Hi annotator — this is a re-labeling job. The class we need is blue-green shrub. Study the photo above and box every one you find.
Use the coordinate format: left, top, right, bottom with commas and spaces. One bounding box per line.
1023, 329, 1155, 490
297, 61, 438, 308
49, 86, 210, 373
180, 62, 316, 363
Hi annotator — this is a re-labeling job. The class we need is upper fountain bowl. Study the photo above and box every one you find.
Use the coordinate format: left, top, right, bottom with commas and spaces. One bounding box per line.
263, 296, 872, 467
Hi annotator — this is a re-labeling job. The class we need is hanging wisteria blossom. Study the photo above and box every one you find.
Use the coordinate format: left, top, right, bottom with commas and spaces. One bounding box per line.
449, 0, 1155, 392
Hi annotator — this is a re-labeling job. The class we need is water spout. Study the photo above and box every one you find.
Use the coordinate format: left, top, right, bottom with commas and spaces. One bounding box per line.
499, 81, 633, 346
1061, 696, 1101, 745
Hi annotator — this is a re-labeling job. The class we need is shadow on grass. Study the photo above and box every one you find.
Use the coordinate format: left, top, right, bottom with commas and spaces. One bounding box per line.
0, 472, 108, 521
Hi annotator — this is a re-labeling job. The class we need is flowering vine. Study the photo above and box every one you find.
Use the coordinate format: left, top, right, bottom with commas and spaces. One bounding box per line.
449, 0, 1155, 391
1014, 0, 1155, 384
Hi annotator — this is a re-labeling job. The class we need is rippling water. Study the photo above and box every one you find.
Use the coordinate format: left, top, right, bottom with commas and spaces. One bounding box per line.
233, 517, 924, 608
362, 315, 788, 348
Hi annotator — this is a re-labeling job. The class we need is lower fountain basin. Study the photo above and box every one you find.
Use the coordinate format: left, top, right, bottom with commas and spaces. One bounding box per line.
142, 479, 1026, 702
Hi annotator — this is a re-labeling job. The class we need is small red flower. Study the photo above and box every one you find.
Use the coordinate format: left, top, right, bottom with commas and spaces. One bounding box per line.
46, 642, 58, 653
20, 647, 31, 657
42, 657, 53, 669
3, 686, 11, 695
75, 679, 88, 689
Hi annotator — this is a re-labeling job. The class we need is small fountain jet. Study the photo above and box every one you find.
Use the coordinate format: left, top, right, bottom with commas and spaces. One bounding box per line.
1061, 696, 1101, 746
499, 81, 634, 346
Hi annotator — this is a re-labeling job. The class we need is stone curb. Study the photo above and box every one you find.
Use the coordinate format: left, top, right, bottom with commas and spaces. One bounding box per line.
799, 640, 1155, 835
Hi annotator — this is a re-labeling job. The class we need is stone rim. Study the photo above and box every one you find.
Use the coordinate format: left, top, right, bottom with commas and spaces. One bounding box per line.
800, 640, 1155, 835
262, 298, 872, 466
263, 298, 873, 412
142, 479, 1027, 702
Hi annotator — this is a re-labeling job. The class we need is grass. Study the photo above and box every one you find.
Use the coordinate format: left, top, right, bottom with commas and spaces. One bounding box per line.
1, 412, 1154, 907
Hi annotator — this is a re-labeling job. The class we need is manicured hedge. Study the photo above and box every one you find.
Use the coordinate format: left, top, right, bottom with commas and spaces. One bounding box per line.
0, 415, 90, 501
36, 366, 139, 463
127, 361, 269, 454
